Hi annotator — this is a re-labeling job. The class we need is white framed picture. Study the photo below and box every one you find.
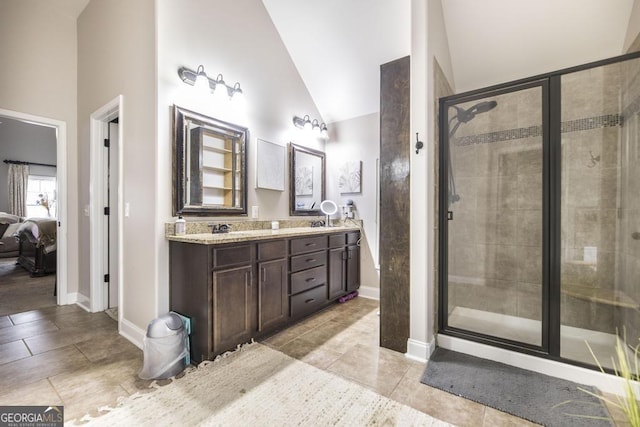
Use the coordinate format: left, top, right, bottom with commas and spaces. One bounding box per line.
256, 138, 285, 191
338, 160, 362, 194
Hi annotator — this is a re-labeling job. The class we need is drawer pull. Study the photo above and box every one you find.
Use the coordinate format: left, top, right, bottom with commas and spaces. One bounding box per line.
306, 258, 316, 263
305, 278, 316, 282
305, 243, 316, 247
305, 298, 315, 304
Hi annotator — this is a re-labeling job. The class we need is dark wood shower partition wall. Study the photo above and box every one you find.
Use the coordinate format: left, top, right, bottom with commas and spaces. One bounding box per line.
379, 56, 410, 353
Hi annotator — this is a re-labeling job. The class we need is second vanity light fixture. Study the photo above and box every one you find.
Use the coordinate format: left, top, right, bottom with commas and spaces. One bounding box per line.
293, 115, 329, 139
178, 65, 244, 100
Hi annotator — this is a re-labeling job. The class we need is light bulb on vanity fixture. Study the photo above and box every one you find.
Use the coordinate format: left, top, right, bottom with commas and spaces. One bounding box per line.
311, 119, 320, 133
213, 74, 228, 101
319, 123, 329, 139
231, 82, 243, 101
194, 65, 210, 93
303, 115, 312, 131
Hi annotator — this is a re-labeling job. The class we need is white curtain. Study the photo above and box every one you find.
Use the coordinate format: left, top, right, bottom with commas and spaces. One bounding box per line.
8, 164, 29, 217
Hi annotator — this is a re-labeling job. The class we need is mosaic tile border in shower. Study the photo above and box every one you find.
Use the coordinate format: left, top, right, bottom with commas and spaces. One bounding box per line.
453, 113, 622, 147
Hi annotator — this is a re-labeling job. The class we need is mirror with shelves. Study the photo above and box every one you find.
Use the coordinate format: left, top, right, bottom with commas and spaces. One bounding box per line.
173, 106, 248, 215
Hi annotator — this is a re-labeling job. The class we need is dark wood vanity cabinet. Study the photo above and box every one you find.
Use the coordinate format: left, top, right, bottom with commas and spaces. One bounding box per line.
170, 241, 257, 363
169, 230, 360, 363
289, 235, 329, 319
257, 240, 288, 331
328, 232, 360, 298
212, 264, 254, 353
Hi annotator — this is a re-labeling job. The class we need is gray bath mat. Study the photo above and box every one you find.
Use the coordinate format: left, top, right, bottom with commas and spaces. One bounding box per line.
421, 348, 612, 427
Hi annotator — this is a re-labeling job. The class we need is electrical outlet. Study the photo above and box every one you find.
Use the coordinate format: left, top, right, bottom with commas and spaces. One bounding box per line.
251, 205, 259, 218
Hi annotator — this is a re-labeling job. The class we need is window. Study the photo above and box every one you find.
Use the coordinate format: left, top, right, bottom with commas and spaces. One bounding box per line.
26, 175, 56, 218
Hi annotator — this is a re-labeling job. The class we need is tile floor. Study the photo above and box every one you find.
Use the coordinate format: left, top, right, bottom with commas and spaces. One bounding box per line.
0, 295, 627, 426
0, 257, 56, 316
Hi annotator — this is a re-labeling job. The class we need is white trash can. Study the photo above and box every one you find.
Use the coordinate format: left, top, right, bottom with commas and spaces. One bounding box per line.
139, 312, 188, 380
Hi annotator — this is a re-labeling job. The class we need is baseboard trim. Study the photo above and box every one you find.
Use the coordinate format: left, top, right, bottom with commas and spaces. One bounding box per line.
68, 293, 91, 312
405, 337, 436, 363
119, 317, 145, 350
357, 286, 379, 300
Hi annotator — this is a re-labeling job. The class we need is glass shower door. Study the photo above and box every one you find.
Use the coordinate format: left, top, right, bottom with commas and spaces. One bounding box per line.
443, 83, 546, 348
559, 57, 640, 369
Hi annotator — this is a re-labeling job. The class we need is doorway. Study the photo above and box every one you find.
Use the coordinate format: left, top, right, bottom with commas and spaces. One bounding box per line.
89, 96, 122, 318
0, 108, 68, 307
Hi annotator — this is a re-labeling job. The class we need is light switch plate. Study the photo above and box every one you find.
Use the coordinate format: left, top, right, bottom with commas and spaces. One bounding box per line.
251, 205, 259, 218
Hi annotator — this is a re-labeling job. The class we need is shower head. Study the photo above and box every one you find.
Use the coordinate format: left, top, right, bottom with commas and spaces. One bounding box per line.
453, 100, 498, 123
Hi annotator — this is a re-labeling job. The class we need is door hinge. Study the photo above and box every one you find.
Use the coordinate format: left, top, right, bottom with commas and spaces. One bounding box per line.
104, 207, 110, 215
104, 274, 109, 283
447, 211, 454, 221
104, 138, 110, 148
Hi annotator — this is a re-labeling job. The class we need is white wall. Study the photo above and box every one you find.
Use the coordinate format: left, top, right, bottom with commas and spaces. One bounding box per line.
156, 0, 325, 316
409, 0, 456, 360
326, 112, 380, 289
0, 0, 79, 294
624, 0, 640, 52
77, 0, 156, 330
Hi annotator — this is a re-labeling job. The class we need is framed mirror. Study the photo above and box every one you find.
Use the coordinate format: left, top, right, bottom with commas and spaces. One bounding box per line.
289, 143, 325, 216
173, 105, 248, 216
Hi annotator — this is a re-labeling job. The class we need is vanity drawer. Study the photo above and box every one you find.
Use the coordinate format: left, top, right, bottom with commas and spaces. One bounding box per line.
212, 244, 252, 269
290, 251, 327, 273
290, 285, 327, 318
257, 239, 287, 261
329, 233, 346, 248
290, 265, 326, 295
290, 235, 327, 254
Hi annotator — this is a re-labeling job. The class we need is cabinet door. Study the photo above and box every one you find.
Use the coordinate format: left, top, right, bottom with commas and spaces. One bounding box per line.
328, 247, 347, 299
212, 265, 254, 353
258, 258, 288, 331
346, 245, 360, 292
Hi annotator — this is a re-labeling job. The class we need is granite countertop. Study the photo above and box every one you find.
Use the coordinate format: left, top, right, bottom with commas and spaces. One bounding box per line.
167, 225, 361, 245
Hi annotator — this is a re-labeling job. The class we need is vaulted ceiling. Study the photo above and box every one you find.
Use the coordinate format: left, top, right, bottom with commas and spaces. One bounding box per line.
264, 0, 636, 124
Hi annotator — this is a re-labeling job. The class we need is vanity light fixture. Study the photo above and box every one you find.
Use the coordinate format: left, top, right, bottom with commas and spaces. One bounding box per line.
292, 115, 329, 139
178, 65, 244, 100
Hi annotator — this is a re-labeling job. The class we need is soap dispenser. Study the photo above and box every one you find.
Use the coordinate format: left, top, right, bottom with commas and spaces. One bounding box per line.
175, 216, 186, 235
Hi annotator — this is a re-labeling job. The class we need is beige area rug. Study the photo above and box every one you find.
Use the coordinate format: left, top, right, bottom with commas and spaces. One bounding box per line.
71, 342, 449, 426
